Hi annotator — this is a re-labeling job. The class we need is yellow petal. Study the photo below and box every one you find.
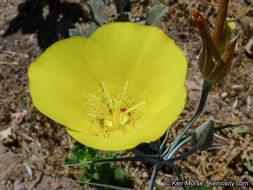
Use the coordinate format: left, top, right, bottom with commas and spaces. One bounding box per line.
28, 37, 99, 129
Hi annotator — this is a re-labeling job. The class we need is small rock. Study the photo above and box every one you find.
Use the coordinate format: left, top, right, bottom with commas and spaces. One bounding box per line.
232, 98, 238, 109
12, 111, 27, 124
0, 127, 18, 147
0, 30, 5, 36
232, 84, 243, 89
245, 38, 253, 57
0, 128, 12, 144
247, 95, 252, 110
24, 162, 33, 177
1, 180, 6, 185
141, 172, 148, 178
34, 125, 40, 130
221, 92, 228, 98
14, 180, 25, 190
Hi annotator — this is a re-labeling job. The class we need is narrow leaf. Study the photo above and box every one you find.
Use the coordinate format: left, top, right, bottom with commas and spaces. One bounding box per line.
160, 128, 170, 151
0, 61, 18, 65
214, 122, 253, 131
68, 28, 85, 37
87, 22, 97, 37
146, 5, 168, 26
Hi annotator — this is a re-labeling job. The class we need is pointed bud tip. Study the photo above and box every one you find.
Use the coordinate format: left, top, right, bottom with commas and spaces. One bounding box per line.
193, 9, 202, 23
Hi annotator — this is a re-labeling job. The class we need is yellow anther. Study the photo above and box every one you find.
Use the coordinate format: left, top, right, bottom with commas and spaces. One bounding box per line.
104, 119, 113, 127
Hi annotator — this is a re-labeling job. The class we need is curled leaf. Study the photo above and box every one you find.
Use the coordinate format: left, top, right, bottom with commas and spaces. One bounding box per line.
192, 117, 214, 151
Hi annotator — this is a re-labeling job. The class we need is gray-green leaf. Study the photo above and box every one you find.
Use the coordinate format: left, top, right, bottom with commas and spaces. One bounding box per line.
87, 22, 98, 37
146, 5, 168, 26
68, 28, 85, 37
86, 0, 107, 26
192, 118, 214, 151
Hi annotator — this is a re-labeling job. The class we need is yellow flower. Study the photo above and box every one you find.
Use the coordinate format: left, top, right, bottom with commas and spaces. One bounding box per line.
28, 22, 187, 151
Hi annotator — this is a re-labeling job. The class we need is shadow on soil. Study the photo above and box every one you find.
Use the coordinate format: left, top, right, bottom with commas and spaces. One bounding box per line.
4, 0, 88, 50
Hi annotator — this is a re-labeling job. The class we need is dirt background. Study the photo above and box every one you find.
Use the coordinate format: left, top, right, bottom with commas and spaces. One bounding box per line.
0, 0, 253, 189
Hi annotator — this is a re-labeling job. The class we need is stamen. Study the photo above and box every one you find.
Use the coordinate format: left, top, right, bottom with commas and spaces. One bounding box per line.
88, 93, 109, 113
101, 82, 114, 109
124, 101, 146, 114
84, 81, 147, 136
120, 81, 128, 104
89, 114, 111, 120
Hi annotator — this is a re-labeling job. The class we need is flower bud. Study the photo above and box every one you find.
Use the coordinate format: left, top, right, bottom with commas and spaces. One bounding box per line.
207, 34, 239, 84
193, 9, 238, 84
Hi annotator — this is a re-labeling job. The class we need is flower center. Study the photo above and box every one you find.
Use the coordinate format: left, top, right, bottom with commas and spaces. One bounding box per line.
83, 81, 148, 137
89, 81, 146, 128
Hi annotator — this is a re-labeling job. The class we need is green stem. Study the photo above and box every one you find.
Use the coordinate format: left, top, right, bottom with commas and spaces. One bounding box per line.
162, 80, 212, 157
157, 139, 162, 159
148, 164, 161, 190
163, 161, 187, 190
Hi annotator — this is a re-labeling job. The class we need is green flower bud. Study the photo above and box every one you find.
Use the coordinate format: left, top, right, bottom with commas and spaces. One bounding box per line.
193, 10, 238, 84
